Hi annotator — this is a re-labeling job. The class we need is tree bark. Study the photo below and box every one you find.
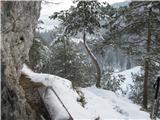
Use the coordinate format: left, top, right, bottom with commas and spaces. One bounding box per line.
143, 60, 149, 109
143, 7, 151, 110
83, 31, 101, 88
158, 32, 160, 47
63, 38, 67, 77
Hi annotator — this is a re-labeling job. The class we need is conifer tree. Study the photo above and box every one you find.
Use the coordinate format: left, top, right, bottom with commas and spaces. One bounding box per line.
48, 35, 94, 87
50, 0, 103, 87
109, 1, 160, 109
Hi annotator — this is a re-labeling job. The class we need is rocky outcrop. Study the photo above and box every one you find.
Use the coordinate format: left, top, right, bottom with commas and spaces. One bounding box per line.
19, 74, 51, 120
1, 1, 41, 120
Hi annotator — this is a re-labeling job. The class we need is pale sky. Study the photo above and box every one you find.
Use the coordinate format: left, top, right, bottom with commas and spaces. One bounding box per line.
39, 0, 126, 31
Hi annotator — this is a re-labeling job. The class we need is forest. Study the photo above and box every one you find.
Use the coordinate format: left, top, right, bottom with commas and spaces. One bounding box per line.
1, 0, 160, 120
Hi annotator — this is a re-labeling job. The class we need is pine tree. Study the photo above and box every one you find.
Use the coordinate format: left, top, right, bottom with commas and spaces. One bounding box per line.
48, 36, 94, 87
28, 35, 51, 73
109, 1, 160, 110
50, 0, 103, 87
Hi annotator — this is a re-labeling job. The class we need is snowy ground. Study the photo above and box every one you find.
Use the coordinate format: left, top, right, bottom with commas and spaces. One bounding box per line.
82, 86, 150, 119
22, 64, 150, 120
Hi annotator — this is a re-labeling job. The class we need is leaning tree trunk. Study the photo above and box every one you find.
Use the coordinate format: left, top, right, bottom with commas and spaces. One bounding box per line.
83, 31, 101, 88
143, 7, 152, 110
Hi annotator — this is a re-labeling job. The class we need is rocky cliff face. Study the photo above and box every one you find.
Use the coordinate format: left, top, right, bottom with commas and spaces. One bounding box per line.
1, 1, 41, 120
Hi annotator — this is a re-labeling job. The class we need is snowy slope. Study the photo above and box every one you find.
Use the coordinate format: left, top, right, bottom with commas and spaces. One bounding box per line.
82, 86, 150, 119
22, 64, 150, 119
113, 66, 142, 96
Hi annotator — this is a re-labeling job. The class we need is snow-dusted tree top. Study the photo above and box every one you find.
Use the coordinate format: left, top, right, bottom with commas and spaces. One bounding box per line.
39, 0, 128, 31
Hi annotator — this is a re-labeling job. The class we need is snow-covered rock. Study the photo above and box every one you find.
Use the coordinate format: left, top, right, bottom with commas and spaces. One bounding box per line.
22, 64, 92, 119
22, 64, 150, 119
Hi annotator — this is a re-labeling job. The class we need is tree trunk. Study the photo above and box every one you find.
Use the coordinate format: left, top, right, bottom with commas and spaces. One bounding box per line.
143, 8, 152, 110
158, 32, 160, 47
143, 60, 149, 109
83, 31, 101, 88
64, 38, 67, 77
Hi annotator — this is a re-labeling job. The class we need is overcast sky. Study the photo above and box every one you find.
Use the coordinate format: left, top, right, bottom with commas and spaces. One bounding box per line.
39, 0, 126, 31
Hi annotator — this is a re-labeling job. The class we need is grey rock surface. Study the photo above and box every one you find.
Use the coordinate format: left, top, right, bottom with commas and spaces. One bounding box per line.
1, 1, 41, 120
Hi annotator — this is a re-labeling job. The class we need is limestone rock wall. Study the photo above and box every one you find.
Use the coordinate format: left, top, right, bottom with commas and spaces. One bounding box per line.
1, 1, 41, 120
19, 74, 51, 120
